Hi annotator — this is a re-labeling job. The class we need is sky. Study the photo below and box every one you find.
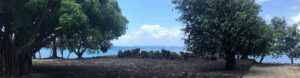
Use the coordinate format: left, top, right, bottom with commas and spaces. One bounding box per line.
112, 0, 300, 46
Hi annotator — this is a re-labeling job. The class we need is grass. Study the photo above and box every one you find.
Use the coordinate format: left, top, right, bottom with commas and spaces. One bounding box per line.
32, 59, 47, 63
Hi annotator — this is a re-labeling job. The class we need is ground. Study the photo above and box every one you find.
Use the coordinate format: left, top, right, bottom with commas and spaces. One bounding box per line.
243, 64, 300, 78
8, 58, 252, 78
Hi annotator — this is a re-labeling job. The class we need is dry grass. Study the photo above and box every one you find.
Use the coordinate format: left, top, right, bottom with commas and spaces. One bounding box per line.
7, 58, 253, 78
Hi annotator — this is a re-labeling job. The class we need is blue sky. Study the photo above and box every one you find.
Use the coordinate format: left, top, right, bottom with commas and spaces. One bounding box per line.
112, 0, 300, 46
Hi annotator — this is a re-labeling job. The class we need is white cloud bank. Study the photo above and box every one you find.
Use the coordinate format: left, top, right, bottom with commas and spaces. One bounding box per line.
112, 24, 184, 46
292, 13, 300, 24
255, 0, 271, 4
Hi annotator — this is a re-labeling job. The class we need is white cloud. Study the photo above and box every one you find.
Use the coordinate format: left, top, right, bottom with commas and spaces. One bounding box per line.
265, 14, 273, 21
291, 5, 300, 10
292, 13, 300, 24
112, 24, 184, 46
262, 14, 273, 24
255, 0, 271, 4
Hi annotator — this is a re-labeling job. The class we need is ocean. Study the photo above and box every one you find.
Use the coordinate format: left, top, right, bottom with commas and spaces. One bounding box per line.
35, 46, 184, 59
35, 46, 300, 64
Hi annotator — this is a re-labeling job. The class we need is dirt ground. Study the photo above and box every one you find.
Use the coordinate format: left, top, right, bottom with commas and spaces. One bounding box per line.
8, 58, 253, 78
243, 64, 300, 78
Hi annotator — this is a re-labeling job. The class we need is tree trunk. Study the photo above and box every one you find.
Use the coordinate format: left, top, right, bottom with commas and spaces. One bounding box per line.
75, 47, 86, 59
259, 54, 265, 63
60, 49, 64, 59
241, 53, 248, 60
39, 51, 41, 59
225, 50, 236, 70
0, 48, 32, 75
291, 58, 294, 64
75, 53, 83, 59
67, 52, 71, 59
1, 49, 19, 76
236, 54, 240, 59
32, 54, 36, 59
49, 45, 58, 58
18, 52, 32, 75
0, 48, 2, 75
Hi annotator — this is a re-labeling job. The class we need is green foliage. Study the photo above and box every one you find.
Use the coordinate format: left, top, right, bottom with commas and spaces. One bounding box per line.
180, 52, 194, 60
288, 47, 300, 59
49, 0, 128, 58
118, 50, 124, 58
161, 49, 171, 59
117, 49, 183, 60
252, 17, 300, 63
173, 0, 262, 54
270, 17, 288, 56
140, 51, 149, 58
0, 0, 127, 74
247, 19, 274, 58
59, 0, 88, 30
173, 0, 267, 69
284, 25, 300, 60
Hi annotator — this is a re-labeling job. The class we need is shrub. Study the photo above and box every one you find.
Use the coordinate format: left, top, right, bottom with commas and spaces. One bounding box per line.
131, 48, 140, 58
170, 52, 179, 60
153, 51, 162, 59
161, 49, 171, 59
123, 50, 131, 57
140, 51, 149, 58
117, 49, 191, 60
118, 50, 124, 58
180, 51, 194, 60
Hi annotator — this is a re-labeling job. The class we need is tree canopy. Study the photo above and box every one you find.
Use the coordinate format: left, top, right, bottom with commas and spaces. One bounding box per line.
173, 0, 270, 69
0, 0, 127, 75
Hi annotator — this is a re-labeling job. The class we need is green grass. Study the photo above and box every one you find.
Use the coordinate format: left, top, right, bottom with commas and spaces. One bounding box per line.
32, 59, 47, 63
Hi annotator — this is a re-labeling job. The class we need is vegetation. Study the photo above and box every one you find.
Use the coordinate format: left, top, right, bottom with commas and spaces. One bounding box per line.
264, 17, 300, 64
0, 0, 127, 75
173, 0, 269, 69
32, 59, 47, 63
117, 48, 194, 60
1, 0, 300, 77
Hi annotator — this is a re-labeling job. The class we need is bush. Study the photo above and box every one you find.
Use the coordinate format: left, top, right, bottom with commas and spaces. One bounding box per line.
161, 49, 171, 59
140, 51, 149, 58
124, 50, 131, 57
170, 52, 179, 60
117, 48, 192, 60
118, 50, 124, 58
131, 48, 140, 58
148, 51, 154, 58
180, 51, 194, 60
153, 51, 162, 59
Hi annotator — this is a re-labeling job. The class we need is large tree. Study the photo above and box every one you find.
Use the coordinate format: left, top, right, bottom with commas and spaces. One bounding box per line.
173, 0, 267, 69
257, 17, 300, 64
284, 25, 300, 64
0, 0, 127, 75
57, 0, 128, 59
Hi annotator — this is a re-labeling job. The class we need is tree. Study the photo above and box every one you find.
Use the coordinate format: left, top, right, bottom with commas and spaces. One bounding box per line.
284, 25, 300, 64
254, 17, 300, 64
173, 0, 265, 69
0, 0, 127, 75
237, 18, 273, 60
270, 17, 288, 56
57, 0, 128, 59
249, 21, 274, 63
288, 47, 300, 64
56, 37, 69, 58
49, 38, 59, 58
